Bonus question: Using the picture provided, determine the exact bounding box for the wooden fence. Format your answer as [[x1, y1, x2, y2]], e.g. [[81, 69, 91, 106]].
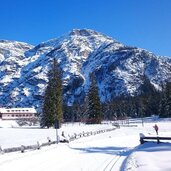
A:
[[140, 136, 171, 144], [0, 127, 116, 154]]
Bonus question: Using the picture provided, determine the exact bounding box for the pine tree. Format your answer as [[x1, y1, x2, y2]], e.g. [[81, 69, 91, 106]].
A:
[[41, 59, 63, 128], [86, 74, 102, 124], [138, 75, 159, 116], [159, 92, 167, 117], [165, 82, 171, 117], [159, 82, 171, 117]]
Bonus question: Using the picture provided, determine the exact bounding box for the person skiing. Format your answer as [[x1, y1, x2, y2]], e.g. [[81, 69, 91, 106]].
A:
[[153, 124, 159, 135]]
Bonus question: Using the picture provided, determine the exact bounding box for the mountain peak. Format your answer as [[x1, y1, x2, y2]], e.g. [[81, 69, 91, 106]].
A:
[[69, 28, 100, 36]]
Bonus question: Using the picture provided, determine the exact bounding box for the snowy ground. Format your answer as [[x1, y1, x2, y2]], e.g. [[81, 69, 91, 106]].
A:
[[0, 118, 171, 171]]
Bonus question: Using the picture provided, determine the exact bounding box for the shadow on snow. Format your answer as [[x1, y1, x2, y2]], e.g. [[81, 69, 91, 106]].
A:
[[70, 146, 131, 156]]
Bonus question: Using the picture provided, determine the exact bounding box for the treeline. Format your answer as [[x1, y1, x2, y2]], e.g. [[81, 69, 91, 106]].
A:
[[41, 59, 171, 127], [63, 80, 171, 122]]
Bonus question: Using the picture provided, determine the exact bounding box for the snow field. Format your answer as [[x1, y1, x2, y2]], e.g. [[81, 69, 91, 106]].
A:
[[0, 118, 171, 171]]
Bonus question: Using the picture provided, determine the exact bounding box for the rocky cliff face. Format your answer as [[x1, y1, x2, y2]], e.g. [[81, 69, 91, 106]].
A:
[[0, 29, 171, 110]]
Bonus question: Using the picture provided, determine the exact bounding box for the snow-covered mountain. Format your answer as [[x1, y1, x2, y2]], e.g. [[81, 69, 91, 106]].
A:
[[0, 29, 171, 110]]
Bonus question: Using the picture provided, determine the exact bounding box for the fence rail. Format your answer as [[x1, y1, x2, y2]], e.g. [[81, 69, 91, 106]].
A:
[[139, 134, 171, 144], [68, 127, 116, 141]]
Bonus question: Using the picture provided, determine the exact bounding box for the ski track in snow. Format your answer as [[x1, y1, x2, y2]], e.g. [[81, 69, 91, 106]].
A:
[[98, 147, 136, 171], [99, 155, 121, 171]]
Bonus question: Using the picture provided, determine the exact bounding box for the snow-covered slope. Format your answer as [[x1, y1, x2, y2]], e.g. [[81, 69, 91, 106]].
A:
[[82, 44, 171, 100], [0, 29, 171, 110], [0, 40, 34, 105]]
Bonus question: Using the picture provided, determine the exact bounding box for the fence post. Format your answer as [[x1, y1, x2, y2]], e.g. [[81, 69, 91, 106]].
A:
[[37, 141, 40, 150], [47, 137, 51, 145], [139, 133, 145, 144], [0, 146, 3, 154], [21, 145, 25, 153], [157, 137, 160, 144]]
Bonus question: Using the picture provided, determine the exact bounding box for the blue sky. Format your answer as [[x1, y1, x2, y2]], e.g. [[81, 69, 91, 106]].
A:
[[0, 0, 171, 56]]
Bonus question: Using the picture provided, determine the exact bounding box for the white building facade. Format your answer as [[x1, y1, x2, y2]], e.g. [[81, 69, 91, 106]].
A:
[[0, 108, 37, 120]]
